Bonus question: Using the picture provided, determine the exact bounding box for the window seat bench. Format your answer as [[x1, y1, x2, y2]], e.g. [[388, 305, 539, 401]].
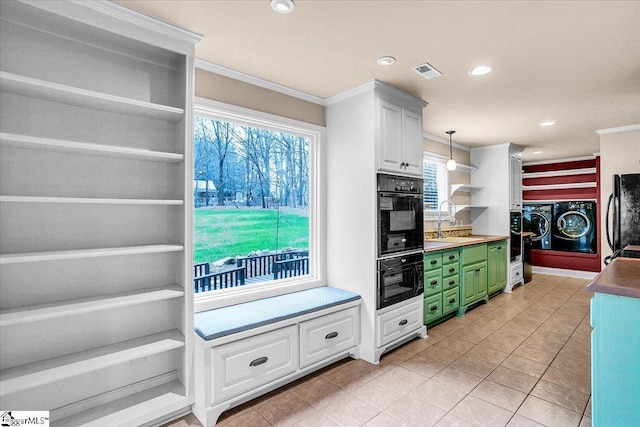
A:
[[192, 286, 362, 427]]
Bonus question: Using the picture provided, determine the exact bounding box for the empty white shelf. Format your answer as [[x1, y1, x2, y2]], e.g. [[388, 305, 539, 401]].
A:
[[0, 330, 185, 397], [0, 196, 184, 205], [455, 163, 477, 174], [0, 72, 184, 122], [455, 205, 488, 213], [450, 184, 482, 196], [0, 245, 184, 265], [53, 380, 187, 427], [0, 285, 184, 327], [0, 133, 184, 162]]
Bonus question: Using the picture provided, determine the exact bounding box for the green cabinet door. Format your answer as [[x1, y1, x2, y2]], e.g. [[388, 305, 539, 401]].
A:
[[487, 241, 507, 295], [461, 262, 487, 306]]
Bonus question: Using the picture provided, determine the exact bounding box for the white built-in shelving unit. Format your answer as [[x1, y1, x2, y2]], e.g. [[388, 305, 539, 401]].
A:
[[455, 163, 477, 174], [450, 184, 483, 197], [0, 1, 201, 425]]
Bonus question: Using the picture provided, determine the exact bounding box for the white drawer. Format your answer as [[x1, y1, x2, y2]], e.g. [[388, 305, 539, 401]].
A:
[[510, 262, 523, 285], [299, 306, 360, 368], [210, 325, 298, 404], [376, 299, 423, 347]]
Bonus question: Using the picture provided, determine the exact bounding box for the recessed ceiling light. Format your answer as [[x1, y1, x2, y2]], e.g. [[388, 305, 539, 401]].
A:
[[377, 56, 396, 66], [540, 121, 556, 127], [532, 151, 542, 154], [469, 65, 491, 76], [271, 0, 294, 13]]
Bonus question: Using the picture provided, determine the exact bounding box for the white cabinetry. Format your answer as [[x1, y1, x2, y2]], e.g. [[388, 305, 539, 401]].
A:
[[470, 143, 524, 292], [326, 81, 427, 364], [0, 1, 201, 425], [376, 89, 426, 177]]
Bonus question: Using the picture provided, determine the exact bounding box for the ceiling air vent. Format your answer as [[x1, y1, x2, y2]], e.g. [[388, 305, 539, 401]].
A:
[[413, 62, 442, 80]]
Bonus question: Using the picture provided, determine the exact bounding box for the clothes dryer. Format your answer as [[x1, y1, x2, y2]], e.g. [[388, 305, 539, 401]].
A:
[[552, 201, 597, 253], [523, 204, 552, 249]]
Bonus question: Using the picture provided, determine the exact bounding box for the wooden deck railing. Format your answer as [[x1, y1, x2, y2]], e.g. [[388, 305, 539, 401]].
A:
[[194, 265, 246, 293]]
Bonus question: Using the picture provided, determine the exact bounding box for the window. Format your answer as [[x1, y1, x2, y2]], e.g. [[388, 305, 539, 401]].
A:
[[423, 152, 450, 218], [193, 99, 324, 309]]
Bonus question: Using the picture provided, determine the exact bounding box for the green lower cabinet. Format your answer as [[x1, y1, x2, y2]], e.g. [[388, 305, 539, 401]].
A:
[[423, 293, 443, 323], [442, 287, 459, 315], [424, 270, 443, 297], [487, 241, 508, 295], [443, 274, 459, 291], [458, 261, 488, 316]]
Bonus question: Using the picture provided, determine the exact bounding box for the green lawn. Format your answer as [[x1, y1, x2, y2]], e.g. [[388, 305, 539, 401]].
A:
[[194, 207, 309, 264]]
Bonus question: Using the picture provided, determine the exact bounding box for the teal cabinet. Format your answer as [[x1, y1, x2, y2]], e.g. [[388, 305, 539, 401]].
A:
[[458, 244, 489, 316], [591, 293, 640, 426], [487, 240, 508, 295]]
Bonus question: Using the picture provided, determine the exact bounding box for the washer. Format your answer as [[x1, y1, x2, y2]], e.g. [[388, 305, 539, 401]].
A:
[[552, 201, 597, 253], [523, 204, 552, 249]]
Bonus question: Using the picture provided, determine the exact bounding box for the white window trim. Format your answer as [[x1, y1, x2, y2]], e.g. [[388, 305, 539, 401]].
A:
[[423, 151, 452, 221], [193, 97, 326, 312]]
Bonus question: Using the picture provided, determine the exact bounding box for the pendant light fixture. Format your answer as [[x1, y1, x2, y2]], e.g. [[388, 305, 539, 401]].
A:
[[446, 130, 457, 171]]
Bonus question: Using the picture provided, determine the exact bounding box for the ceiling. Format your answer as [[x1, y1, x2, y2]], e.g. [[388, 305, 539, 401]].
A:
[[118, 0, 640, 162]]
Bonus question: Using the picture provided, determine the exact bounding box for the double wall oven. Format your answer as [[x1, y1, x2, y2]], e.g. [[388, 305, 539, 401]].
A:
[[377, 174, 424, 309]]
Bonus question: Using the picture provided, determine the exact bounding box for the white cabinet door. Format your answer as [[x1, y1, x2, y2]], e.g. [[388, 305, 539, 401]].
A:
[[376, 299, 423, 347], [299, 307, 359, 368], [377, 99, 403, 173], [401, 108, 424, 177], [510, 154, 522, 210]]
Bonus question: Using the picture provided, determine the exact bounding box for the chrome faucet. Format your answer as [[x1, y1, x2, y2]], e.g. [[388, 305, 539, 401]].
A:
[[437, 200, 457, 238]]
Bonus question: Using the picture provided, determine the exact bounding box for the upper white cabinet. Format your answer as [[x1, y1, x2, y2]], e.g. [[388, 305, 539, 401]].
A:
[[376, 87, 427, 177], [510, 152, 523, 210], [0, 1, 201, 425]]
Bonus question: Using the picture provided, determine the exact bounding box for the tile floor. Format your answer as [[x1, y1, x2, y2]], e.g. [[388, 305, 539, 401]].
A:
[[163, 273, 593, 427]]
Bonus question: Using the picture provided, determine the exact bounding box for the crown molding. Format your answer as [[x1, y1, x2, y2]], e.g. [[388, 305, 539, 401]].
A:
[[195, 58, 326, 106], [595, 124, 640, 135]]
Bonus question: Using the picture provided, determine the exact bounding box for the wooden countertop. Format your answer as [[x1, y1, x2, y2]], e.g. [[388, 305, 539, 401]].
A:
[[585, 257, 640, 299], [424, 235, 509, 253]]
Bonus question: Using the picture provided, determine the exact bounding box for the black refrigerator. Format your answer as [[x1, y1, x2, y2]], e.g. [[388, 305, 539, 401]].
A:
[[605, 173, 640, 263]]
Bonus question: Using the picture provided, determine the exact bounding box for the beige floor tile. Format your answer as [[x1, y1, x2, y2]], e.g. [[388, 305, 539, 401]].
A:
[[420, 345, 463, 364], [351, 378, 408, 410], [580, 415, 592, 427], [551, 354, 591, 377], [450, 395, 514, 427], [384, 393, 447, 426], [376, 365, 428, 391], [500, 321, 537, 336], [320, 393, 381, 427], [501, 354, 549, 378], [541, 366, 590, 395], [411, 378, 467, 411], [434, 413, 475, 426], [585, 397, 592, 417], [471, 379, 528, 412], [363, 412, 407, 427], [530, 379, 590, 413], [379, 347, 415, 364], [254, 390, 318, 426], [160, 412, 203, 427], [349, 358, 396, 378], [558, 343, 591, 362], [290, 412, 340, 427], [506, 414, 545, 426], [530, 328, 570, 345], [512, 343, 557, 365], [564, 335, 590, 351], [401, 336, 436, 354], [214, 403, 251, 424], [400, 354, 447, 378], [435, 336, 477, 354], [290, 376, 344, 409], [522, 336, 564, 354], [479, 329, 528, 353], [432, 366, 483, 393], [322, 363, 376, 391], [487, 366, 539, 393], [449, 326, 493, 344], [451, 353, 498, 377], [465, 343, 510, 364], [537, 319, 576, 335], [517, 395, 582, 427], [217, 409, 271, 427]]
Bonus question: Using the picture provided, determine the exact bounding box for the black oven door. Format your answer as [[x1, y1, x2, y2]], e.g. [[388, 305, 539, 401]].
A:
[[377, 253, 424, 309], [378, 193, 424, 256]]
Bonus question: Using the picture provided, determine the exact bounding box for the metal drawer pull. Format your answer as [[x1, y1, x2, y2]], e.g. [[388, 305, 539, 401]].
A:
[[449, 268, 455, 273], [430, 260, 438, 265], [325, 331, 339, 339], [430, 306, 438, 311], [449, 298, 456, 304], [430, 280, 438, 285], [449, 280, 455, 285], [249, 356, 268, 367], [475, 269, 480, 272], [448, 255, 455, 260], [497, 246, 502, 249], [399, 319, 408, 326]]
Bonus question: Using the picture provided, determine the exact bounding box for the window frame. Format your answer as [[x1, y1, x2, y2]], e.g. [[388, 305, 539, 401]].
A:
[[193, 97, 326, 312], [423, 152, 452, 220]]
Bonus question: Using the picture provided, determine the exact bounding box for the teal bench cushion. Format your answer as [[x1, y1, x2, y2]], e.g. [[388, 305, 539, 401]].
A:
[[195, 286, 361, 341]]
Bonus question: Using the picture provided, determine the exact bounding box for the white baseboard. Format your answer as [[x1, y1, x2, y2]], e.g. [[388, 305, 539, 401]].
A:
[[532, 266, 598, 280]]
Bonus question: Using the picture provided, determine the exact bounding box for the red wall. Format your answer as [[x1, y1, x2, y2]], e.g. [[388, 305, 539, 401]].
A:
[[523, 157, 601, 273]]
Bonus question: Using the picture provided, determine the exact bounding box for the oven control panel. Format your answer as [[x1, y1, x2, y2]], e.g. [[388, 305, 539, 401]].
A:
[[378, 173, 422, 194]]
